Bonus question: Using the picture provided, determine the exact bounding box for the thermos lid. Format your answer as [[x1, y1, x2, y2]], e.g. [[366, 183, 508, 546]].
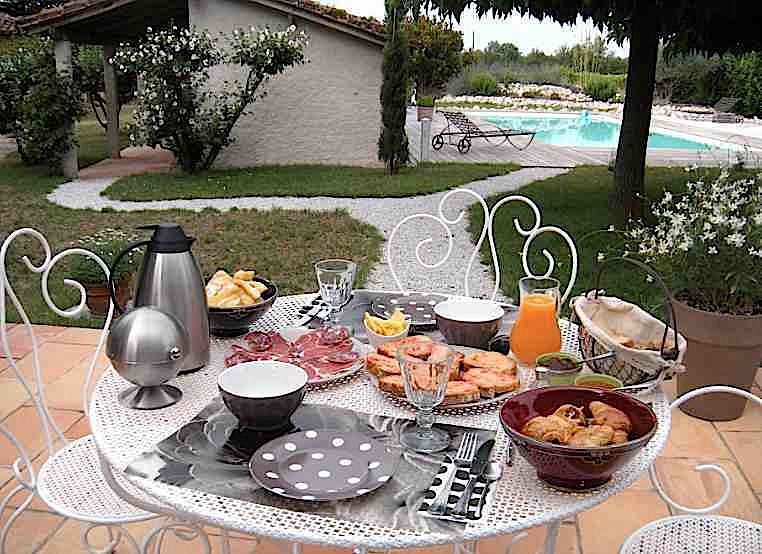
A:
[[138, 224, 195, 253]]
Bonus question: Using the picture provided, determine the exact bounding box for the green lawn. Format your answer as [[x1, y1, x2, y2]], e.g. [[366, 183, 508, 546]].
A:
[[102, 162, 521, 201], [0, 113, 383, 326], [470, 166, 713, 316]]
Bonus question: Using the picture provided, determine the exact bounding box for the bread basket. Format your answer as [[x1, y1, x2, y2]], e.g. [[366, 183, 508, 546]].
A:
[[571, 258, 686, 386]]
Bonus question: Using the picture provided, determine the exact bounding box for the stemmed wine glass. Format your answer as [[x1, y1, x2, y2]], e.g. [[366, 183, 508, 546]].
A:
[[396, 344, 455, 453], [314, 259, 357, 326]]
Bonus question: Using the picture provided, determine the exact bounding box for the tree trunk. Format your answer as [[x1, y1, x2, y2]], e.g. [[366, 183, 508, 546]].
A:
[[612, 7, 659, 222]]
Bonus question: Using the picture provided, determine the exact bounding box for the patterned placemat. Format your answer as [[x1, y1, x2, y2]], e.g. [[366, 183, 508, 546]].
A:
[[125, 399, 495, 535]]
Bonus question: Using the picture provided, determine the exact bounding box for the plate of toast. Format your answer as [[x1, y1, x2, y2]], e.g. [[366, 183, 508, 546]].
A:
[[365, 335, 529, 409]]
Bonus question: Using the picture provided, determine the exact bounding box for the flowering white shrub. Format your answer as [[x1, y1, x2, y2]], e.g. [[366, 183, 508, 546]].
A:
[[113, 25, 306, 173], [623, 169, 762, 315]]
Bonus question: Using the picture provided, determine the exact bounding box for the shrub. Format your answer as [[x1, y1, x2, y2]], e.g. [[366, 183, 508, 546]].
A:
[[583, 75, 621, 102], [70, 229, 143, 285], [114, 25, 306, 173], [417, 95, 434, 107], [464, 71, 498, 95], [16, 68, 84, 172]]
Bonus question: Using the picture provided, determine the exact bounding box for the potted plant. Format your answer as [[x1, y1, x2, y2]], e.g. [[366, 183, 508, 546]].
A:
[[417, 95, 435, 121], [70, 230, 143, 316], [623, 168, 762, 420]]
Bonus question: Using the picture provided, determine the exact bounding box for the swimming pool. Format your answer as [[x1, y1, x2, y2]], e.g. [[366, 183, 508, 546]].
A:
[[484, 113, 712, 150]]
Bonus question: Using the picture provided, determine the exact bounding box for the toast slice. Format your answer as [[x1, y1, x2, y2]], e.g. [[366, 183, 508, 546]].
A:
[[429, 343, 464, 380], [377, 335, 433, 359], [366, 353, 401, 378], [463, 351, 517, 375], [377, 375, 480, 405], [462, 368, 520, 398], [378, 374, 406, 396], [441, 381, 481, 405]]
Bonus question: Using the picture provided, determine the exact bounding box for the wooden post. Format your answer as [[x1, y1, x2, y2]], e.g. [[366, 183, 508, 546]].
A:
[[103, 44, 121, 159], [54, 34, 78, 179], [420, 118, 431, 162]]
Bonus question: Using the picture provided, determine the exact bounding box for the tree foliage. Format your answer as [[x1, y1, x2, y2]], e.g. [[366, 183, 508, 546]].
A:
[[406, 16, 463, 97], [379, 0, 410, 174], [114, 25, 306, 173]]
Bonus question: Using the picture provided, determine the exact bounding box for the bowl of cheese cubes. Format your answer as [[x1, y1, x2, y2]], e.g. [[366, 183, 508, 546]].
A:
[[206, 269, 277, 337]]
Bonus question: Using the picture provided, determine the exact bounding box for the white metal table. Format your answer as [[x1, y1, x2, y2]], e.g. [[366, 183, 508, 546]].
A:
[[89, 293, 672, 552]]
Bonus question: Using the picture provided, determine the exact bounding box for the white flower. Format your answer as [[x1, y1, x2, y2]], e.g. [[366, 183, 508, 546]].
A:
[[725, 233, 746, 248], [645, 275, 654, 283], [597, 252, 605, 262], [607, 225, 615, 232], [708, 246, 718, 255]]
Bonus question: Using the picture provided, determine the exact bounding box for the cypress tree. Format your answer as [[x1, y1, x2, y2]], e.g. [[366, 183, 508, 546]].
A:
[[378, 0, 410, 175]]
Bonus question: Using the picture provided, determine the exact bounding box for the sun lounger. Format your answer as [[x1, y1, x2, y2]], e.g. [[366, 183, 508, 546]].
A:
[[712, 97, 741, 123], [432, 110, 536, 154]]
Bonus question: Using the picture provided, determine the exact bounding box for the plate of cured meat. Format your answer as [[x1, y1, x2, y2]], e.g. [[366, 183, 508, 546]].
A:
[[224, 327, 372, 385], [365, 335, 532, 410]]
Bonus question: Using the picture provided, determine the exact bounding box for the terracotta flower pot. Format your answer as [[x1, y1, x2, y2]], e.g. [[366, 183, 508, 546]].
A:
[[85, 278, 131, 317], [417, 106, 434, 121], [674, 297, 762, 421]]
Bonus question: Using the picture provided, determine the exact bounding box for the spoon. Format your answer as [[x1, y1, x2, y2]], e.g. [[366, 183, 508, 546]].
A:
[[475, 461, 503, 519]]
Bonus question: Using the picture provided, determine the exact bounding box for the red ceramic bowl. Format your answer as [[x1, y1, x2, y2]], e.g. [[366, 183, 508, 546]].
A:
[[500, 386, 657, 491]]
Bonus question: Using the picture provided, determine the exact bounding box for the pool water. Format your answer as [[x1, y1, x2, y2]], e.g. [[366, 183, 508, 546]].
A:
[[484, 114, 711, 150]]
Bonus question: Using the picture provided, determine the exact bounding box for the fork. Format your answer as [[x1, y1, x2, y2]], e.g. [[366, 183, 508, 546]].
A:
[[428, 431, 478, 515]]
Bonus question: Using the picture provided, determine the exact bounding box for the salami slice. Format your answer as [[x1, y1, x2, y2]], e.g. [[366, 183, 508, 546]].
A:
[[319, 326, 350, 346], [245, 331, 273, 352]]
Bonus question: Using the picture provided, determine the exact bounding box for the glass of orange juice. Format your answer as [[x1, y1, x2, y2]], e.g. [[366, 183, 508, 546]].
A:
[[510, 277, 562, 366]]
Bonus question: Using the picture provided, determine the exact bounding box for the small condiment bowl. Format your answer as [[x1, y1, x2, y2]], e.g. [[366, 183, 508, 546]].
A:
[[218, 361, 308, 430], [575, 373, 624, 390], [434, 298, 504, 348], [364, 319, 410, 350], [535, 352, 582, 385]]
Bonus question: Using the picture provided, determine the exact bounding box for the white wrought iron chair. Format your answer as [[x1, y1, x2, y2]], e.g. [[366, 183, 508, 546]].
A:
[[387, 188, 578, 304], [0, 229, 223, 553], [620, 385, 762, 553]]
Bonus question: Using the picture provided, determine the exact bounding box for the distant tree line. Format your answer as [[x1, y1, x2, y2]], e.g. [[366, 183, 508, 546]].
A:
[[656, 50, 762, 117]]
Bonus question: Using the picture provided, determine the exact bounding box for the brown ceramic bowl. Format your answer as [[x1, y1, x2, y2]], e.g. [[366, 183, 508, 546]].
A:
[[218, 361, 308, 430], [500, 386, 657, 491], [208, 277, 277, 337], [434, 298, 504, 349]]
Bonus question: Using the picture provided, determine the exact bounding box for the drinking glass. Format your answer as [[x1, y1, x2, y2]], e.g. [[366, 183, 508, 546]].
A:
[[510, 277, 562, 366], [314, 259, 357, 325], [396, 344, 455, 453]]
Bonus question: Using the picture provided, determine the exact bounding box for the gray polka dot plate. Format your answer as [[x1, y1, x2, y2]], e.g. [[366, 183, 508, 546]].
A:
[[371, 293, 448, 328], [249, 430, 400, 501]]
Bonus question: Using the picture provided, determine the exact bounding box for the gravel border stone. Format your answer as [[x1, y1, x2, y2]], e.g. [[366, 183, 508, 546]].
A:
[[47, 167, 568, 298]]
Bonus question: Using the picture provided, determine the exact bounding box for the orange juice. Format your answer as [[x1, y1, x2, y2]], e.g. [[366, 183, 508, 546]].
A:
[[511, 293, 562, 365]]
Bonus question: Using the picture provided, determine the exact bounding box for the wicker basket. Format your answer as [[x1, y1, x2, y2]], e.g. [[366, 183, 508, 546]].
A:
[[571, 258, 686, 386]]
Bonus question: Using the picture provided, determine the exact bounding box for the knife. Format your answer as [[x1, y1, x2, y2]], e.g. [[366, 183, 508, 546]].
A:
[[452, 439, 494, 517]]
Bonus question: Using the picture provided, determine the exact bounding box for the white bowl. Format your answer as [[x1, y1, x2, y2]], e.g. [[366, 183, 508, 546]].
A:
[[218, 361, 308, 429], [364, 320, 410, 350]]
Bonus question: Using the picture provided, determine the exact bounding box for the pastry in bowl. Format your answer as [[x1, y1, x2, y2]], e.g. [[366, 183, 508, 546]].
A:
[[500, 386, 657, 491]]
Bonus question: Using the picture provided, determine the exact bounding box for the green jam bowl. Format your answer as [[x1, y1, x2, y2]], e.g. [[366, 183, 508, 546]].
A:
[[574, 373, 624, 390], [535, 352, 582, 385]]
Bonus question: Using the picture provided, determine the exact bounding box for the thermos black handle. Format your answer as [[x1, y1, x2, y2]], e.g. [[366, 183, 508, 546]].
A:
[[108, 239, 151, 315]]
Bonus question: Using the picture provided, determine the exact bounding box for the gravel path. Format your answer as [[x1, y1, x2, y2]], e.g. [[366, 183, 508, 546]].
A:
[[48, 167, 568, 298]]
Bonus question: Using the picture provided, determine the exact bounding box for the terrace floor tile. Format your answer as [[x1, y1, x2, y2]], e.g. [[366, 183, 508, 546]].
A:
[[654, 457, 762, 522], [0, 506, 64, 553], [578, 490, 669, 554], [662, 408, 731, 459], [721, 431, 762, 493], [3, 342, 94, 386]]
